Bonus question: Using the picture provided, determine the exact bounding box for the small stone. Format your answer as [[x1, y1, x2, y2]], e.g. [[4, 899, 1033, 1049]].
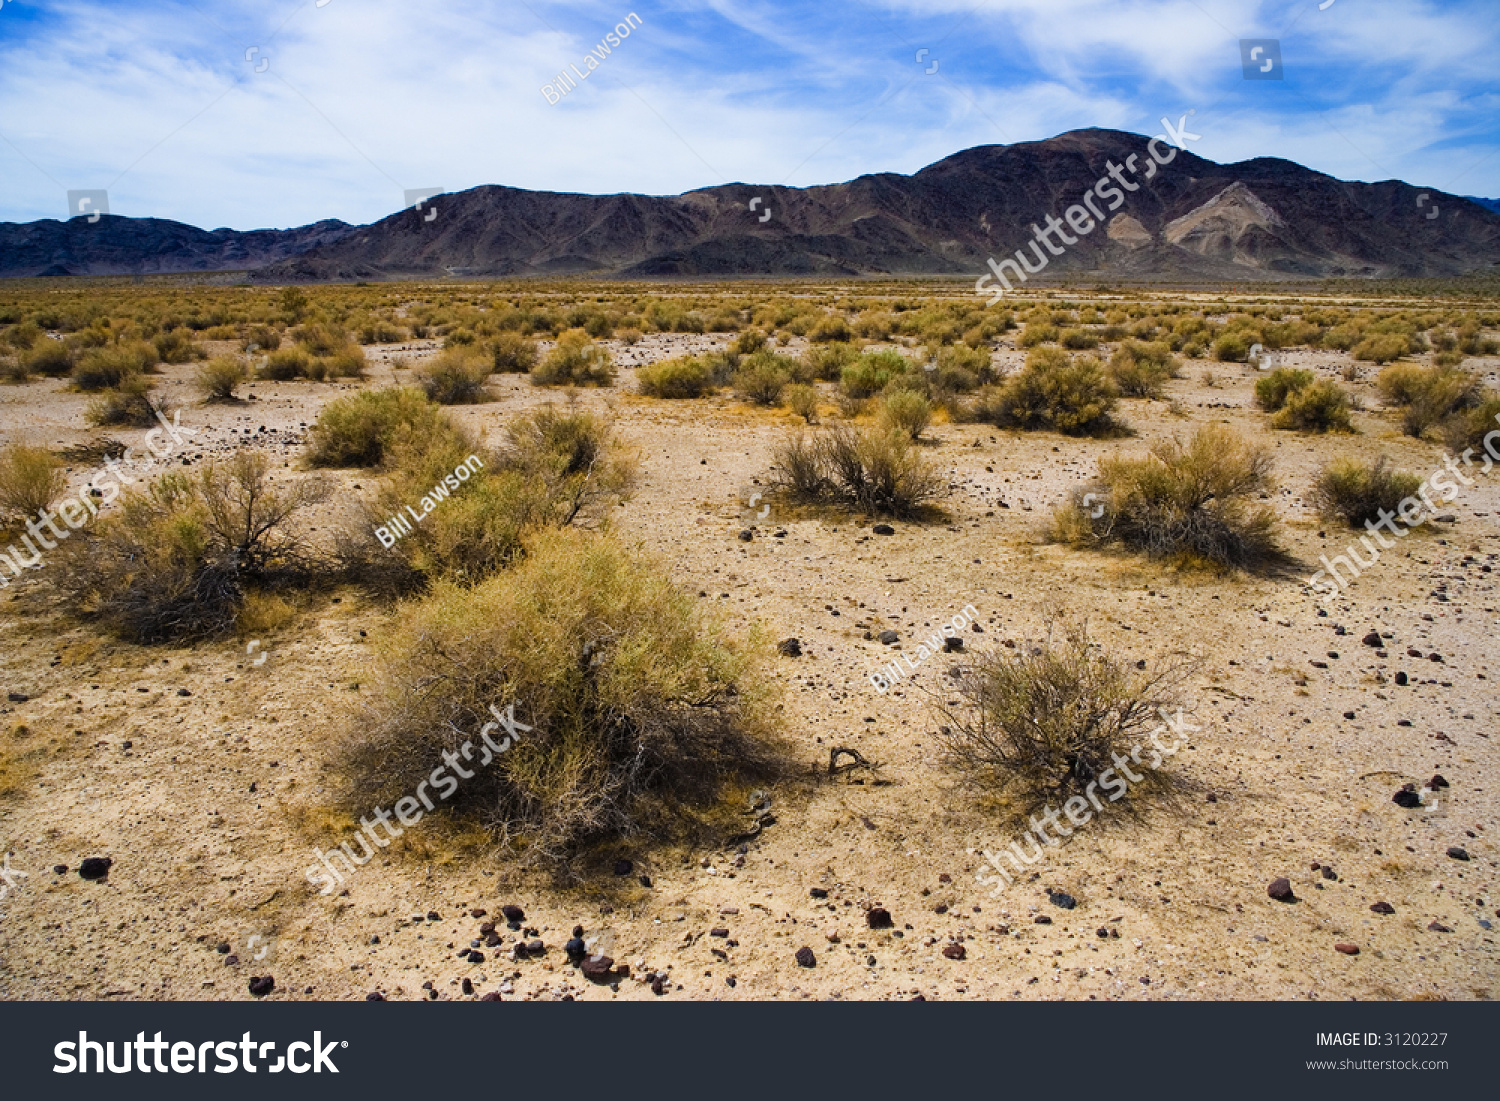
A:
[[1393, 789, 1422, 808], [527, 939, 545, 955], [1427, 920, 1452, 933], [216, 943, 231, 954], [878, 630, 899, 645], [1371, 902, 1395, 914], [710, 927, 729, 938], [52, 864, 67, 875], [942, 944, 966, 960], [1343, 711, 1356, 720], [248, 975, 274, 997], [872, 524, 895, 536], [1446, 847, 1470, 861], [794, 946, 816, 967], [809, 887, 828, 899], [943, 637, 963, 652], [470, 909, 487, 918], [78, 857, 112, 880], [1321, 865, 1336, 881], [777, 638, 802, 658], [1048, 890, 1077, 910], [580, 955, 614, 980], [461, 978, 474, 995], [501, 904, 525, 922], [738, 529, 753, 542], [480, 992, 502, 1001], [1334, 943, 1359, 955], [566, 938, 586, 960], [1267, 877, 1295, 902], [1034, 915, 1053, 925], [651, 976, 666, 995], [613, 858, 633, 876], [224, 955, 240, 967], [1362, 631, 1383, 647], [1394, 671, 1409, 686], [427, 911, 440, 921], [1429, 774, 1450, 790], [866, 907, 893, 929], [366, 992, 386, 1001]]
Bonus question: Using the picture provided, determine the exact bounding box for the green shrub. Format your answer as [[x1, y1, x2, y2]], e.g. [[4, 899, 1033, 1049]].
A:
[[637, 355, 715, 398], [733, 351, 795, 405], [1442, 396, 1500, 457], [306, 387, 451, 468], [934, 343, 992, 389], [294, 322, 350, 357], [1254, 367, 1316, 412], [808, 314, 853, 343], [417, 347, 495, 405], [0, 443, 65, 521], [533, 328, 614, 386], [1309, 456, 1422, 528], [152, 328, 203, 364], [20, 339, 77, 378], [1108, 340, 1177, 398], [1352, 333, 1410, 364], [1272, 379, 1353, 433], [258, 347, 314, 380], [491, 331, 539, 374], [934, 619, 1196, 806], [1059, 327, 1100, 350], [337, 526, 787, 868], [786, 383, 819, 423], [879, 390, 931, 440], [802, 342, 860, 382], [244, 325, 282, 352], [1052, 424, 1280, 567], [731, 329, 768, 355], [973, 348, 1120, 435], [195, 356, 246, 402], [1211, 332, 1253, 362], [323, 344, 367, 380], [840, 349, 918, 399]]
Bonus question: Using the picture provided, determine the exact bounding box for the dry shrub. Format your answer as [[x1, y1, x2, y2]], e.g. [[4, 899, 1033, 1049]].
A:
[[338, 527, 789, 870], [771, 424, 944, 517], [841, 349, 919, 399], [1108, 340, 1178, 398], [879, 390, 931, 440], [0, 443, 65, 522], [21, 339, 77, 378], [1442, 396, 1500, 457], [1309, 456, 1422, 528], [153, 328, 203, 364], [732, 351, 795, 405], [72, 341, 158, 390], [306, 387, 450, 468], [1253, 367, 1315, 412], [802, 342, 860, 382], [533, 328, 614, 386], [417, 347, 495, 404], [1272, 379, 1353, 433], [637, 355, 715, 398], [1353, 333, 1410, 364], [258, 347, 314, 380], [1377, 363, 1482, 437], [786, 383, 819, 423], [85, 376, 168, 428], [55, 452, 330, 643], [195, 356, 246, 402], [934, 618, 1198, 807], [1053, 424, 1280, 568]]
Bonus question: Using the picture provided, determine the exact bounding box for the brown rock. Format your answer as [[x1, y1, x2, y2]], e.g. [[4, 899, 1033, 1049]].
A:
[[1267, 877, 1295, 902]]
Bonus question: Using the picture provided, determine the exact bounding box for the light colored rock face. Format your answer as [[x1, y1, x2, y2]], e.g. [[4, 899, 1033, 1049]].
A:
[[1162, 181, 1285, 265], [1107, 213, 1153, 247]]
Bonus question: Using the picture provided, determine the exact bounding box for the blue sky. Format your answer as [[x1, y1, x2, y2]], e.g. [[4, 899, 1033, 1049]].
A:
[[1, 0, 1496, 230]]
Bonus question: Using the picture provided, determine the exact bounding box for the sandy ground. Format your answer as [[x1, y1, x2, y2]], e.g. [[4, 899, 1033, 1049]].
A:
[[0, 309, 1496, 1002]]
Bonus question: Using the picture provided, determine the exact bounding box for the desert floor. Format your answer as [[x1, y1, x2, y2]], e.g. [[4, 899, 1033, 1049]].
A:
[[0, 301, 1496, 1002]]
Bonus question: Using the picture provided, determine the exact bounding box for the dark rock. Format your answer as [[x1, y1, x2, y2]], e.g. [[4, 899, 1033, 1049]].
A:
[[1429, 652, 1444, 662], [1267, 877, 1295, 902], [810, 888, 829, 899], [366, 992, 386, 1001], [651, 976, 666, 995], [78, 857, 112, 880], [1334, 943, 1359, 955], [427, 911, 440, 921], [480, 991, 502, 1001], [1343, 711, 1356, 720], [1407, 648, 1423, 658], [738, 529, 753, 542], [1362, 631, 1383, 647], [566, 937, 586, 960], [248, 975, 274, 997], [777, 638, 802, 657], [794, 946, 816, 967], [224, 955, 240, 967], [710, 927, 729, 938], [872, 524, 895, 535], [1034, 915, 1053, 924], [878, 630, 899, 645], [461, 978, 474, 995], [613, 858, 633, 876], [1371, 902, 1395, 914], [942, 944, 966, 960], [1048, 890, 1077, 910], [943, 637, 963, 652], [501, 904, 525, 922], [580, 955, 614, 980], [1446, 846, 1470, 861], [527, 939, 545, 955], [216, 942, 231, 954], [866, 907, 894, 929], [1394, 671, 1409, 686], [52, 864, 66, 875], [1393, 789, 1422, 808], [1429, 774, 1450, 790], [1427, 920, 1452, 933], [1321, 865, 1336, 881], [638, 875, 652, 888]]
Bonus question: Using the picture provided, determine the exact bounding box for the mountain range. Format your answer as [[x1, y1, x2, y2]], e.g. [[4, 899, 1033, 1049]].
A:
[[3, 129, 1497, 283]]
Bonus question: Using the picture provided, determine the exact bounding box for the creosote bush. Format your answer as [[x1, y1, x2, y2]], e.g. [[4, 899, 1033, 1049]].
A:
[[1309, 456, 1422, 528], [1377, 363, 1483, 437], [195, 356, 246, 402], [491, 331, 540, 374], [1053, 424, 1280, 568], [533, 328, 614, 386], [85, 376, 168, 428], [934, 618, 1197, 807], [1272, 379, 1353, 433], [637, 355, 716, 398], [55, 451, 330, 643], [416, 347, 496, 405], [306, 387, 450, 468], [971, 348, 1121, 436], [0, 443, 65, 522], [879, 390, 931, 440], [732, 351, 795, 405], [338, 527, 789, 869]]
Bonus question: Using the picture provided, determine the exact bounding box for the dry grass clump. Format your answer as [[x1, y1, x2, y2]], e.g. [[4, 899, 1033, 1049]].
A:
[[533, 328, 614, 386], [1309, 456, 1422, 528], [416, 347, 496, 405], [1376, 363, 1483, 437], [0, 443, 65, 522], [970, 347, 1122, 436], [934, 618, 1198, 807], [55, 452, 330, 643], [338, 527, 788, 870], [1053, 424, 1280, 568], [636, 355, 716, 398], [195, 356, 247, 402], [770, 425, 945, 517], [306, 387, 451, 468]]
